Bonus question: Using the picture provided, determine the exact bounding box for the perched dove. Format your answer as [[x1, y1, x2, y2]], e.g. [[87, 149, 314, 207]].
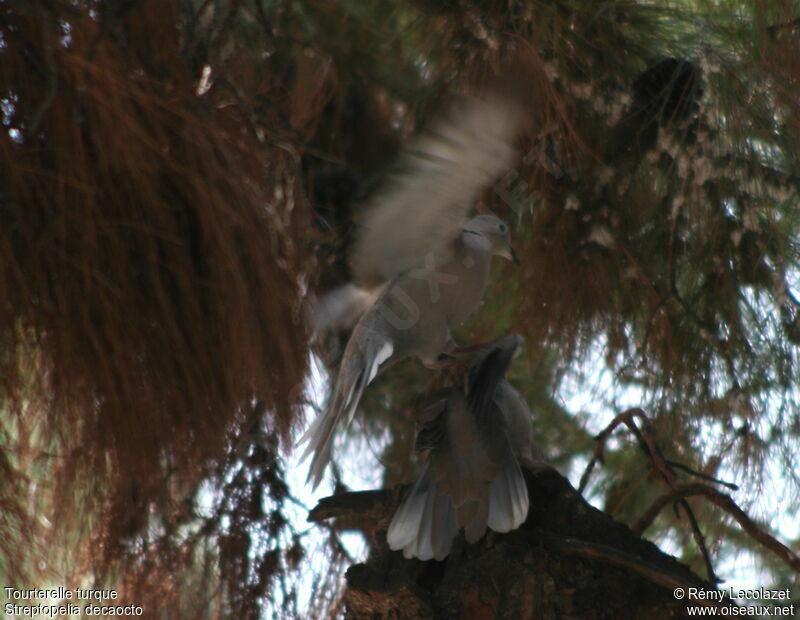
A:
[[301, 95, 526, 488], [386, 335, 535, 561]]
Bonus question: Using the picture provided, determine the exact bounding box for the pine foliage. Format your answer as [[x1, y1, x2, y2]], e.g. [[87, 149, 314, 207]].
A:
[[1, 0, 799, 617]]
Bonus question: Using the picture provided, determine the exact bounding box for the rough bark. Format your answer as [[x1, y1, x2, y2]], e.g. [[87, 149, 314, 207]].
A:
[[310, 468, 720, 618]]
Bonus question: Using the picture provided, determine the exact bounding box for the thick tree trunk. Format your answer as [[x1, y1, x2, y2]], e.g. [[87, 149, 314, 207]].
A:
[[310, 468, 718, 618]]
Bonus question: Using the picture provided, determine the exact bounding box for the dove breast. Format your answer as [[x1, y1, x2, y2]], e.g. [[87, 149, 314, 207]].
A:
[[355, 232, 493, 366]]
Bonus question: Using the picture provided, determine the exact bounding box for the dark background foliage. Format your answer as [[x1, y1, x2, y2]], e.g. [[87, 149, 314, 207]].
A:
[[1, 0, 799, 617]]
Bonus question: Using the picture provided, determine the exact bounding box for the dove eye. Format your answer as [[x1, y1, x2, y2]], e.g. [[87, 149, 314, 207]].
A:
[[497, 223, 507, 233]]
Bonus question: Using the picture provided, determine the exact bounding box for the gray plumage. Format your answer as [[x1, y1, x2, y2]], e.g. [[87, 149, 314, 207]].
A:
[[386, 335, 534, 561], [349, 95, 524, 287], [301, 95, 524, 488], [312, 94, 523, 333], [312, 282, 385, 334]]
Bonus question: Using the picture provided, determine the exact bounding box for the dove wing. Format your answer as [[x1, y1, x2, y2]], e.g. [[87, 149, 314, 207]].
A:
[[350, 95, 523, 286]]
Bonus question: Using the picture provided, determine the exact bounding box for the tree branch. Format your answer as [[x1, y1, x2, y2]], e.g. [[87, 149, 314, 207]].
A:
[[541, 535, 724, 609], [633, 483, 800, 574], [579, 408, 724, 582]]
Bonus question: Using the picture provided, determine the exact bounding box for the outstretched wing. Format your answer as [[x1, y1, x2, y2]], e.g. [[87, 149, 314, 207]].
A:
[[389, 338, 530, 559], [466, 334, 522, 426], [350, 95, 524, 286]]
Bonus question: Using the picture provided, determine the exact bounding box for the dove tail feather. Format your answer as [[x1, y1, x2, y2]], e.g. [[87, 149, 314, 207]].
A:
[[463, 496, 489, 544], [431, 494, 457, 560], [300, 405, 339, 489], [487, 456, 529, 533], [387, 466, 431, 552], [300, 338, 393, 489], [415, 481, 437, 560], [387, 465, 459, 561]]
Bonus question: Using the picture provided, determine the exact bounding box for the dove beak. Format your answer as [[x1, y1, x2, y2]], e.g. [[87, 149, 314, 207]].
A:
[[501, 244, 520, 265]]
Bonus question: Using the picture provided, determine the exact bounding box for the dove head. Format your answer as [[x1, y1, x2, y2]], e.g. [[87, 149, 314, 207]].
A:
[[462, 214, 520, 265]]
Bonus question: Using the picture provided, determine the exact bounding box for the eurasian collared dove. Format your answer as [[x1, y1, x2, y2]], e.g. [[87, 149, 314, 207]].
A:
[[301, 95, 526, 489], [386, 334, 535, 561]]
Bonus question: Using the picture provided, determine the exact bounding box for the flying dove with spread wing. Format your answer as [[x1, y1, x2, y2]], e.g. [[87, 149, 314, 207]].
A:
[[386, 334, 536, 561], [301, 94, 526, 489]]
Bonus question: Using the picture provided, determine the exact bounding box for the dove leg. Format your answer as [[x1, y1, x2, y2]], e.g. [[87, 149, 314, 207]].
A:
[[426, 341, 498, 377], [445, 340, 498, 357]]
